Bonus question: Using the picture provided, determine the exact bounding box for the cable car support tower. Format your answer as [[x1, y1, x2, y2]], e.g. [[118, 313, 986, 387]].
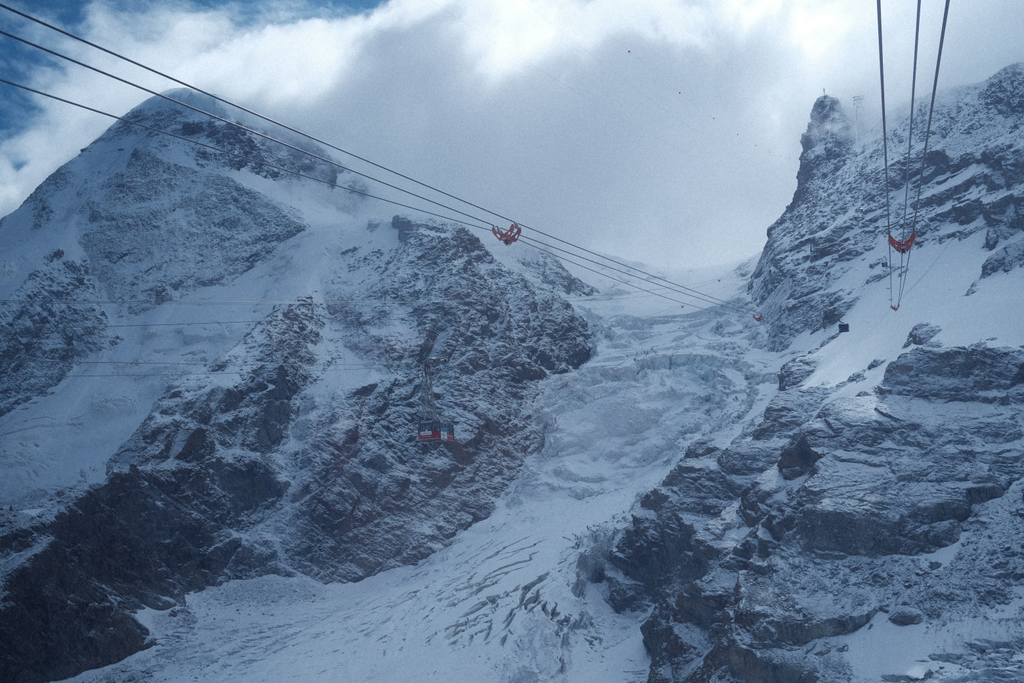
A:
[[417, 357, 455, 442]]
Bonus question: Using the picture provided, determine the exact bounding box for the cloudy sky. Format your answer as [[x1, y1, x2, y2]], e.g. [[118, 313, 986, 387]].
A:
[[1, 0, 1023, 270]]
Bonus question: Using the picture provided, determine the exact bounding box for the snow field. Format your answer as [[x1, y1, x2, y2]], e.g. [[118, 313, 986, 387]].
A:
[[58, 258, 775, 683]]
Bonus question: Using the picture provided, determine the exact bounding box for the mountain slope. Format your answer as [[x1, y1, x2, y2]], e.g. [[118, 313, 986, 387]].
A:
[[0, 91, 593, 682], [749, 63, 1024, 350], [608, 64, 1024, 683], [48, 272, 773, 683], [2, 63, 1024, 683]]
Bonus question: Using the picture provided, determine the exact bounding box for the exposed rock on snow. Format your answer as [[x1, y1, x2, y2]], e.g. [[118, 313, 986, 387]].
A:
[[0, 255, 108, 417], [776, 434, 822, 480], [887, 606, 925, 626], [0, 92, 591, 681], [777, 354, 818, 391], [611, 335, 1024, 681], [81, 148, 308, 306], [596, 65, 1024, 683], [903, 322, 941, 348], [749, 65, 1024, 351], [516, 250, 599, 297], [979, 63, 1024, 117], [880, 344, 1024, 403]]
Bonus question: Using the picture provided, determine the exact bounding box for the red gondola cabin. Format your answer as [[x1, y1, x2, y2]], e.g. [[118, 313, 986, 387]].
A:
[[418, 421, 455, 442]]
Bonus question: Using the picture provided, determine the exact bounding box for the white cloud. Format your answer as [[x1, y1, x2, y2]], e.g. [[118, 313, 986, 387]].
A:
[[2, 0, 1023, 269]]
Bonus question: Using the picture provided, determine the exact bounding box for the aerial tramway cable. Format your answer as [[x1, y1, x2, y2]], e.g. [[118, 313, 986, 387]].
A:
[[417, 357, 454, 442], [876, 0, 895, 307], [900, 1, 923, 234], [900, 0, 950, 309], [0, 1, 504, 228], [876, 0, 951, 311], [889, 0, 923, 310], [0, 4, 763, 320], [0, 73, 745, 318], [0, 76, 499, 233], [0, 77, 714, 319], [0, 28, 503, 234], [519, 235, 750, 313]]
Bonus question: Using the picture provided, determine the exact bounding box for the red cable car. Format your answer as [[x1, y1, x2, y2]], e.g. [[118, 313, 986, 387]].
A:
[[492, 222, 521, 245], [418, 422, 455, 442]]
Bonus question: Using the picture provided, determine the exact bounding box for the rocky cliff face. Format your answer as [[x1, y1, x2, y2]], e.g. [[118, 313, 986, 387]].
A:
[[0, 93, 591, 682], [605, 341, 1024, 683], [0, 254, 108, 416], [582, 65, 1024, 683], [0, 90, 333, 418], [749, 63, 1024, 351]]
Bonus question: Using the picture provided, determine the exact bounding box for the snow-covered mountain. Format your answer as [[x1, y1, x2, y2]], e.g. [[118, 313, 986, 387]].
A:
[[1, 62, 1023, 683], [0, 90, 593, 682], [617, 63, 1024, 683]]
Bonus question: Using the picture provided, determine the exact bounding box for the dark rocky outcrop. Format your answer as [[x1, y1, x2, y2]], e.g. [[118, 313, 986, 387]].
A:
[[0, 460, 286, 683], [0, 257, 108, 417], [903, 322, 941, 348], [980, 63, 1024, 118], [887, 606, 925, 626], [776, 435, 822, 480], [604, 338, 1024, 682], [777, 355, 817, 391], [80, 150, 308, 307], [880, 344, 1024, 403]]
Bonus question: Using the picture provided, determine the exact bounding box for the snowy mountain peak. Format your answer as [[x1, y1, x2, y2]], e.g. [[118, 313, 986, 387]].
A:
[[0, 84, 604, 680], [980, 62, 1024, 117], [3, 61, 1024, 683], [800, 94, 853, 156], [749, 65, 1024, 352]]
